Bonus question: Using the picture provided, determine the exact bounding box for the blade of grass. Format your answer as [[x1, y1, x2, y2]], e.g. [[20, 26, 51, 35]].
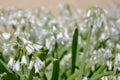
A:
[[28, 67, 35, 80], [67, 69, 80, 80], [71, 28, 78, 74], [67, 26, 92, 80], [78, 26, 92, 79], [51, 59, 59, 80], [0, 59, 13, 74], [0, 59, 19, 79], [85, 57, 104, 71], [90, 64, 107, 78], [90, 71, 115, 80]]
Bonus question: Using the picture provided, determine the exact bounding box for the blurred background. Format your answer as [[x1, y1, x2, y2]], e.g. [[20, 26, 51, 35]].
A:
[[0, 0, 120, 15]]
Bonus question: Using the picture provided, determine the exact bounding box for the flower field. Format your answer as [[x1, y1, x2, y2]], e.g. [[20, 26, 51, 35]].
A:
[[0, 4, 120, 80]]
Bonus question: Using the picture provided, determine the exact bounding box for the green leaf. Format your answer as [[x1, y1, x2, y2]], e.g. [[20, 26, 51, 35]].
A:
[[0, 59, 18, 79], [90, 71, 115, 80], [85, 57, 104, 71], [28, 67, 35, 80], [51, 59, 59, 80], [71, 28, 78, 74], [78, 26, 92, 79], [90, 64, 107, 78], [0, 59, 13, 74]]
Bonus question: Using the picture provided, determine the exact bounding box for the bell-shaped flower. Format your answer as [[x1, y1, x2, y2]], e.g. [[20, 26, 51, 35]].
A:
[[13, 61, 20, 71], [21, 55, 27, 65], [2, 32, 10, 40], [28, 57, 44, 73], [26, 44, 34, 55], [7, 57, 15, 69]]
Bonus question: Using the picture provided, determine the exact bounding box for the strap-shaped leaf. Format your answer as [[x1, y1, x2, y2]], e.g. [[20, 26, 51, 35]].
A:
[[71, 28, 78, 74], [51, 59, 59, 80]]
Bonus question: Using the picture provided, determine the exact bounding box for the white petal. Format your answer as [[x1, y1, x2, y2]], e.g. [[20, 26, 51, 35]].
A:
[[13, 61, 20, 71], [22, 38, 31, 44], [21, 55, 27, 65], [26, 46, 34, 55], [7, 57, 15, 68], [36, 57, 44, 66], [28, 60, 34, 69], [34, 62, 39, 73], [2, 32, 10, 40], [33, 44, 42, 51]]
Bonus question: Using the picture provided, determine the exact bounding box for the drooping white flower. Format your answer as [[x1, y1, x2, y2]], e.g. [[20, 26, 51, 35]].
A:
[[26, 44, 34, 55], [13, 61, 20, 71], [21, 37, 32, 44], [34, 57, 44, 73], [28, 60, 34, 69], [106, 60, 112, 70], [26, 46, 33, 55], [86, 10, 91, 17], [7, 57, 15, 69], [116, 44, 120, 52], [34, 62, 40, 73], [33, 44, 42, 51], [2, 32, 10, 40], [21, 55, 27, 65], [114, 53, 120, 71]]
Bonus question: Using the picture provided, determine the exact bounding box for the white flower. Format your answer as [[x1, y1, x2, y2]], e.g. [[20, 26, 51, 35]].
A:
[[116, 44, 120, 52], [33, 44, 42, 51], [106, 60, 112, 70], [13, 61, 20, 71], [86, 10, 91, 17], [7, 57, 15, 69], [26, 46, 33, 55], [46, 39, 50, 49], [82, 77, 88, 80], [114, 53, 120, 71], [21, 55, 27, 65], [34, 62, 39, 73], [2, 32, 10, 40], [28, 57, 44, 73], [21, 37, 32, 44], [34, 57, 44, 73], [26, 44, 34, 55], [101, 76, 108, 80], [28, 60, 34, 69]]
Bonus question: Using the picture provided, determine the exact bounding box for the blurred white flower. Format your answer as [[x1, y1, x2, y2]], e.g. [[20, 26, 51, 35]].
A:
[[101, 76, 108, 80], [21, 37, 32, 44], [28, 60, 34, 69], [26, 44, 34, 55], [7, 57, 15, 69], [33, 44, 42, 51], [86, 10, 91, 17], [34, 57, 44, 73], [13, 61, 20, 71], [116, 44, 120, 52], [21, 55, 27, 65], [2, 32, 10, 40], [82, 77, 88, 80], [28, 57, 44, 73], [114, 53, 120, 71], [106, 60, 112, 70]]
